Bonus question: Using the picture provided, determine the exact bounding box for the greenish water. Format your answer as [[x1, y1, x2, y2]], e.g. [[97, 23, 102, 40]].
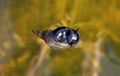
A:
[[0, 0, 120, 76]]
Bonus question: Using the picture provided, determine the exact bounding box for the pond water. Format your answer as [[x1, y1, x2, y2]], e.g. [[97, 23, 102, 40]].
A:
[[0, 0, 120, 76]]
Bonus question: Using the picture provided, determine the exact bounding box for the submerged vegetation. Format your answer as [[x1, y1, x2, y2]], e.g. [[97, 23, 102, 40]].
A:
[[0, 0, 120, 76]]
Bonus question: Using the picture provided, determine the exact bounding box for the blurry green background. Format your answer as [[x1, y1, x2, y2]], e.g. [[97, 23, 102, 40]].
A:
[[0, 0, 120, 76]]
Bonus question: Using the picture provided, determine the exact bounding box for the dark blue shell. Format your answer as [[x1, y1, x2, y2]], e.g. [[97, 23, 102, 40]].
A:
[[32, 26, 79, 49], [52, 26, 79, 46]]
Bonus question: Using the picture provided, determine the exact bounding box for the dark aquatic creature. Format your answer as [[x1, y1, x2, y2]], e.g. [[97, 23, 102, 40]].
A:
[[32, 26, 79, 49]]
